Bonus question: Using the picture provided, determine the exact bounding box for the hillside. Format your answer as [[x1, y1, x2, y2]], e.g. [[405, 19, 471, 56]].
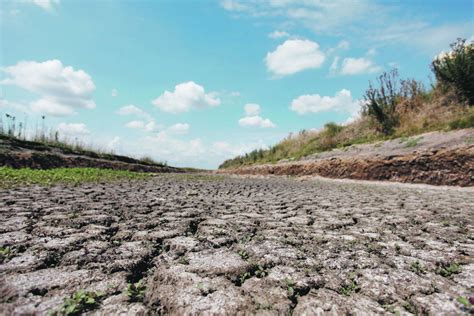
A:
[[219, 40, 474, 186], [0, 135, 182, 173]]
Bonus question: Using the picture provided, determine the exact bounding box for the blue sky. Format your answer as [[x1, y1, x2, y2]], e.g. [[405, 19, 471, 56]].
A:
[[1, 0, 473, 168]]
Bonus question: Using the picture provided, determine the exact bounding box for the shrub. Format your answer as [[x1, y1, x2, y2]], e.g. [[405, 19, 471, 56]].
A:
[[363, 69, 400, 135], [432, 38, 474, 105]]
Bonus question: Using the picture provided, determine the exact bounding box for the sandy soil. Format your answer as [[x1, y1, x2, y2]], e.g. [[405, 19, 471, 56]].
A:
[[1, 174, 473, 315]]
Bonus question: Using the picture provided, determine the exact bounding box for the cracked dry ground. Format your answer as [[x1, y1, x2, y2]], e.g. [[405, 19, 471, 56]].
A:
[[1, 174, 473, 315]]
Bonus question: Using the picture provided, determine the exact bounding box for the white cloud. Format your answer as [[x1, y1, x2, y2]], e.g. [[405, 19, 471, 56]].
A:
[[111, 88, 118, 97], [239, 116, 276, 128], [125, 120, 145, 129], [220, 1, 469, 56], [117, 104, 152, 121], [339, 57, 382, 75], [244, 103, 261, 116], [269, 30, 290, 39], [168, 123, 190, 134], [124, 120, 162, 132], [265, 39, 325, 76], [211, 140, 268, 159], [57, 122, 90, 136], [239, 103, 276, 128], [220, 0, 249, 12], [25, 0, 60, 12], [107, 136, 121, 152], [152, 81, 220, 113], [290, 89, 361, 119], [1, 60, 95, 117], [337, 40, 350, 50], [329, 56, 340, 75]]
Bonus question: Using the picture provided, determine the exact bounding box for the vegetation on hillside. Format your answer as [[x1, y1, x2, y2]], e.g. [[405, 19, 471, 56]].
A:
[[0, 115, 167, 167], [0, 167, 152, 188], [219, 38, 474, 169]]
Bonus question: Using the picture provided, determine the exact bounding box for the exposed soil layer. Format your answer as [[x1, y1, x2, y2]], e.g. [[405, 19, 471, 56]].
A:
[[220, 129, 474, 187], [1, 174, 473, 315], [0, 135, 181, 173]]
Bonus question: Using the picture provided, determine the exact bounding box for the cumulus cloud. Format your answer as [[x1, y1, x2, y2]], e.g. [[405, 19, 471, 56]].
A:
[[168, 123, 190, 134], [239, 103, 276, 128], [239, 116, 276, 128], [152, 81, 220, 113], [268, 30, 290, 39], [290, 89, 361, 120], [125, 120, 161, 132], [25, 0, 60, 12], [117, 104, 152, 121], [244, 103, 261, 116], [1, 60, 95, 117], [265, 39, 325, 76], [339, 57, 382, 75], [57, 122, 90, 136]]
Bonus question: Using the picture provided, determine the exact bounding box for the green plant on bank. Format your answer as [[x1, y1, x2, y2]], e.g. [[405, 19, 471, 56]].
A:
[[363, 69, 401, 135], [125, 281, 146, 302], [0, 167, 152, 188], [432, 38, 474, 105], [437, 262, 461, 278], [448, 110, 474, 130], [53, 290, 104, 315], [399, 136, 423, 148]]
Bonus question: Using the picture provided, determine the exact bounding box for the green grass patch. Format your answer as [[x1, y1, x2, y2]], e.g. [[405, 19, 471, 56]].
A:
[[0, 167, 152, 188]]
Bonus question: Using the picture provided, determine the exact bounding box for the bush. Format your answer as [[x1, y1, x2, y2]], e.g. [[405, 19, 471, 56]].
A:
[[432, 38, 474, 105], [363, 69, 400, 135]]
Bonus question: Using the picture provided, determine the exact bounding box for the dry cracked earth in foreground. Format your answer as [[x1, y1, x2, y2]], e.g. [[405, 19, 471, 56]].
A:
[[1, 174, 473, 315]]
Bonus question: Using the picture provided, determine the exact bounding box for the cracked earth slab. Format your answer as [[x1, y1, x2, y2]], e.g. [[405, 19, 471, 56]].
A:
[[1, 173, 473, 315]]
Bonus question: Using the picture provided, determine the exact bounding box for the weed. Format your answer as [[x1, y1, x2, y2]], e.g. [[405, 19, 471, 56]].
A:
[[285, 279, 295, 298], [395, 244, 401, 253], [402, 136, 423, 147], [239, 272, 252, 285], [125, 281, 146, 302], [457, 296, 472, 308], [339, 278, 359, 297], [437, 262, 461, 278], [0, 246, 12, 263], [254, 265, 268, 278], [55, 290, 104, 315], [409, 261, 426, 275], [238, 250, 249, 261], [0, 167, 151, 189], [178, 256, 190, 265]]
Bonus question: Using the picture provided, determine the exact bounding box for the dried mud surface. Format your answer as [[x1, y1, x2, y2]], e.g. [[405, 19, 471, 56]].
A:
[[1, 174, 473, 315]]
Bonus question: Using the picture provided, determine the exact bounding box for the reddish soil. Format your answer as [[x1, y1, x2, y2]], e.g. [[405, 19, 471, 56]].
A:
[[219, 129, 474, 187]]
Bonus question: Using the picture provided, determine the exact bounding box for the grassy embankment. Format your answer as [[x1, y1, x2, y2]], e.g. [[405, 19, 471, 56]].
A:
[[219, 39, 474, 169], [0, 167, 152, 189]]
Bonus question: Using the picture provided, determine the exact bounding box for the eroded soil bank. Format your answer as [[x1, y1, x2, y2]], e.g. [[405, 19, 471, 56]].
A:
[[1, 174, 473, 315], [219, 129, 474, 187], [0, 136, 181, 173]]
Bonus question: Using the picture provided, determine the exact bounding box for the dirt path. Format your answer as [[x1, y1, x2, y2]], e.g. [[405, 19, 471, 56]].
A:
[[1, 174, 473, 315]]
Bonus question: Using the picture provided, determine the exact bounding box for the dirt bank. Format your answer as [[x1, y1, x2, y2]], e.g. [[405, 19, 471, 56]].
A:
[[220, 129, 474, 186], [0, 135, 181, 173], [1, 174, 473, 315]]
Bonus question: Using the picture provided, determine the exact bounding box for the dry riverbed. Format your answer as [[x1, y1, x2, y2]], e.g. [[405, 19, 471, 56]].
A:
[[1, 174, 473, 315]]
